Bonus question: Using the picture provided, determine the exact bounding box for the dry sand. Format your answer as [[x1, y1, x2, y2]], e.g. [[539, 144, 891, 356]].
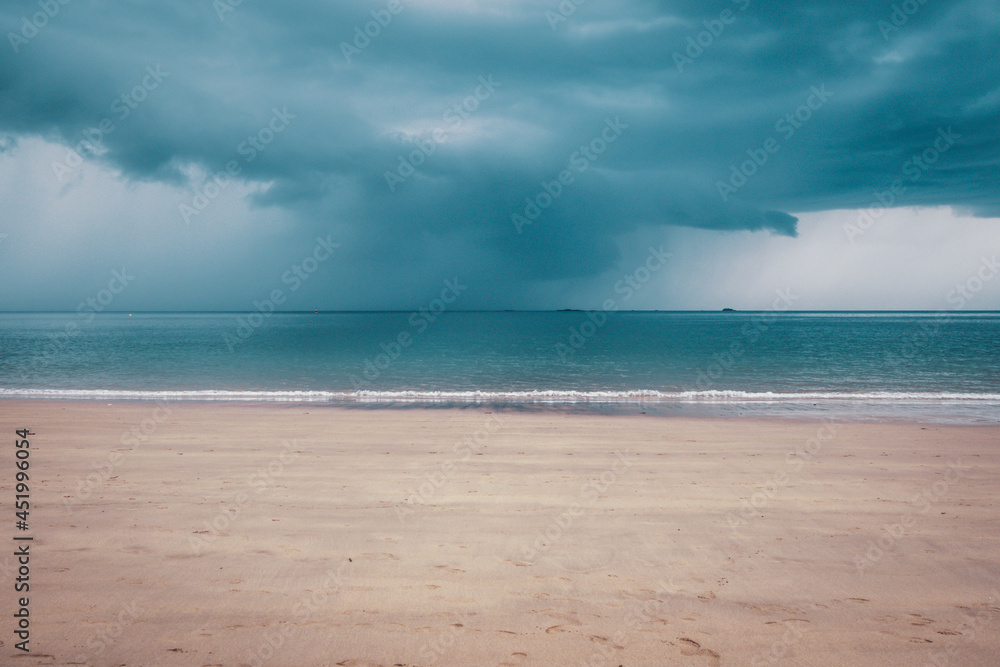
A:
[[1, 400, 998, 666]]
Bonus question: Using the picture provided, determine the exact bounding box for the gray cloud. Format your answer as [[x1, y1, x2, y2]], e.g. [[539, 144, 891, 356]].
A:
[[0, 0, 998, 309]]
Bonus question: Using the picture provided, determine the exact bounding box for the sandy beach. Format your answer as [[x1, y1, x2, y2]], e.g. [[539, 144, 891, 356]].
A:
[[2, 400, 998, 666]]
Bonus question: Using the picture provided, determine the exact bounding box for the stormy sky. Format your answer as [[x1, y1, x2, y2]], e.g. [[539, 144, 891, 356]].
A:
[[0, 0, 998, 311]]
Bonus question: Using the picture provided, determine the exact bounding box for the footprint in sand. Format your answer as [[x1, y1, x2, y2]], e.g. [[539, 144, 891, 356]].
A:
[[534, 610, 582, 626], [122, 545, 151, 554], [764, 618, 810, 626], [433, 564, 464, 572], [553, 547, 618, 574], [541, 608, 586, 635], [589, 635, 623, 648], [677, 637, 721, 665]]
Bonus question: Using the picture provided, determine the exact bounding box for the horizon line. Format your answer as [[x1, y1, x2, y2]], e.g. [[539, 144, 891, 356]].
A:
[[1, 309, 998, 315]]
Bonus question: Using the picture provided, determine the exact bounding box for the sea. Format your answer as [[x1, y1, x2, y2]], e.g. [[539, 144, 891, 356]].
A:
[[1, 311, 998, 423]]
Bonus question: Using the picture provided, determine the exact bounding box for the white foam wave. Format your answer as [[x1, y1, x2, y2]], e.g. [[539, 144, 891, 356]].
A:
[[3, 388, 1000, 403]]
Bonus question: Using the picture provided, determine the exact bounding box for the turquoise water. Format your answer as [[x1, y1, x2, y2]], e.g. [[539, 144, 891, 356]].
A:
[[1, 311, 998, 421]]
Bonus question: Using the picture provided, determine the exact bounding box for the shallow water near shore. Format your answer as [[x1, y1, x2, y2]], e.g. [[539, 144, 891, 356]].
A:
[[2, 311, 998, 422]]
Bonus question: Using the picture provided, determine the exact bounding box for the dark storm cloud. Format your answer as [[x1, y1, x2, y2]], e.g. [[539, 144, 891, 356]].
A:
[[0, 0, 998, 308]]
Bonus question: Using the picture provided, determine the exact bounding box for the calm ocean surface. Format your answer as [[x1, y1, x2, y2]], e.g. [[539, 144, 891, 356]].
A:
[[1, 311, 998, 422]]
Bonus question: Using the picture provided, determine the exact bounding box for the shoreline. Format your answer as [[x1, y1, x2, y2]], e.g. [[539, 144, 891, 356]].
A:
[[2, 396, 999, 426], [2, 400, 999, 665]]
